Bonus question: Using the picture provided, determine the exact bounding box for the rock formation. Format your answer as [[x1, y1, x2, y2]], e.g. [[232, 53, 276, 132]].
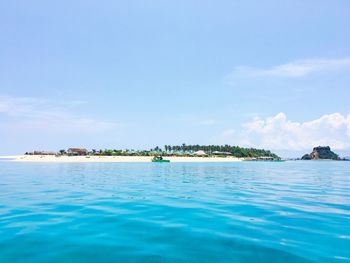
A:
[[301, 146, 340, 160]]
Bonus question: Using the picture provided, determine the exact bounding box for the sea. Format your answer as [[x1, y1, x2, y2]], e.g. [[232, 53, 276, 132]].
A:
[[0, 161, 349, 262]]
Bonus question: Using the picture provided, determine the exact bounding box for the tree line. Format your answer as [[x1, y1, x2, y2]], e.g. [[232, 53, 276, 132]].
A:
[[86, 144, 279, 159], [163, 144, 279, 158]]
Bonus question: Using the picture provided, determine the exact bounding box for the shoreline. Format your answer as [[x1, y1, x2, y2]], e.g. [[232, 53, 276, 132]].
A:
[[0, 155, 243, 163]]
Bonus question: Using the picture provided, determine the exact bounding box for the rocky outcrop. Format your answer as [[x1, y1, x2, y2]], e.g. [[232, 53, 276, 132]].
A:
[[301, 146, 340, 160], [301, 154, 311, 160]]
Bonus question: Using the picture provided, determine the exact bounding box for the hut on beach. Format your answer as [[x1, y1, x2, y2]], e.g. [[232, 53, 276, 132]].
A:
[[212, 151, 232, 155], [193, 150, 207, 156], [32, 151, 56, 155], [67, 148, 88, 156]]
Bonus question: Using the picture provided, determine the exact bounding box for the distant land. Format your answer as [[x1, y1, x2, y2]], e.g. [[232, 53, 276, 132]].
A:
[[301, 146, 346, 160], [24, 144, 281, 160]]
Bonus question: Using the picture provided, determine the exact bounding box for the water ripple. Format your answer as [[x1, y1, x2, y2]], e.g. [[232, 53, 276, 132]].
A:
[[0, 161, 350, 262]]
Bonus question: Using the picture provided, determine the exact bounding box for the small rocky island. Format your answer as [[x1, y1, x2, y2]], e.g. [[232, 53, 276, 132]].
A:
[[301, 146, 340, 160]]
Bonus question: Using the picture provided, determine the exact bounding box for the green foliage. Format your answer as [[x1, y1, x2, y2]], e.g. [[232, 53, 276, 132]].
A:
[[163, 144, 280, 158], [92, 144, 279, 159]]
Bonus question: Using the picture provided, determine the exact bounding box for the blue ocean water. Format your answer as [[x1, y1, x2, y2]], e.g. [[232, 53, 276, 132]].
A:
[[0, 161, 349, 262]]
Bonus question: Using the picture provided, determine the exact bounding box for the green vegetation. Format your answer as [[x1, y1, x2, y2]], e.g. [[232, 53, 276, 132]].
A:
[[163, 144, 279, 158], [93, 144, 280, 159]]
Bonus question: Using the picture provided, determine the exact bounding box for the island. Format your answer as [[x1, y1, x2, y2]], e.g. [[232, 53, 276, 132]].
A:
[[3, 144, 282, 163], [301, 146, 340, 160]]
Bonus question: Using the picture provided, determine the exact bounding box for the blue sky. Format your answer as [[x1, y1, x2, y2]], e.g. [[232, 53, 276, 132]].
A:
[[1, 0, 350, 157]]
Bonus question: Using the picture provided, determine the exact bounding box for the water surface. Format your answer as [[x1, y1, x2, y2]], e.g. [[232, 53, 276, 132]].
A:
[[0, 161, 349, 262]]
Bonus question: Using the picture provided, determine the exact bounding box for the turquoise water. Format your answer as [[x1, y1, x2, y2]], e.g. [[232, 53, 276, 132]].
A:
[[0, 161, 350, 262]]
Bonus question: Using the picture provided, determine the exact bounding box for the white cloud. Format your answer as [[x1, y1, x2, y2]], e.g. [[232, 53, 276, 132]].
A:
[[0, 96, 118, 134], [221, 113, 350, 151], [228, 58, 350, 79]]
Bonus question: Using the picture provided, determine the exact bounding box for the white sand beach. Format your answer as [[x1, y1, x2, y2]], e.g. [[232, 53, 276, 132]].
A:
[[0, 155, 242, 163]]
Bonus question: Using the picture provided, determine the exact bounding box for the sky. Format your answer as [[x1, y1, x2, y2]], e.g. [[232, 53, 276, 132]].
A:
[[1, 0, 350, 157]]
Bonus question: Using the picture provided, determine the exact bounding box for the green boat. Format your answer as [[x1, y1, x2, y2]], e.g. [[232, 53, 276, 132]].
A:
[[152, 156, 170, 163]]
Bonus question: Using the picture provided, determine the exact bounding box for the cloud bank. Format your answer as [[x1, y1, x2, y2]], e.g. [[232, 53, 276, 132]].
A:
[[221, 113, 350, 151], [228, 57, 350, 79]]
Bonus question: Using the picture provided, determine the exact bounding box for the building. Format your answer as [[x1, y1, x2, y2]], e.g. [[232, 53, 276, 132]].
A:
[[67, 148, 88, 156], [212, 151, 232, 155], [32, 151, 56, 155], [258, 156, 274, 161], [193, 150, 207, 156]]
